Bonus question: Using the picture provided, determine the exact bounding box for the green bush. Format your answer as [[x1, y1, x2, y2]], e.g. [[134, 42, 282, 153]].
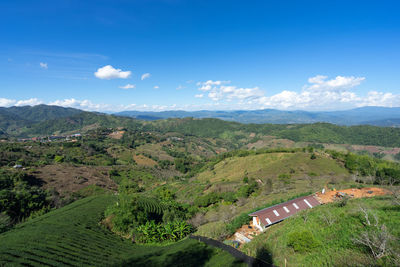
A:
[[0, 213, 11, 233], [236, 179, 258, 198], [287, 230, 320, 252], [135, 220, 194, 243], [54, 155, 64, 163], [194, 192, 221, 207]]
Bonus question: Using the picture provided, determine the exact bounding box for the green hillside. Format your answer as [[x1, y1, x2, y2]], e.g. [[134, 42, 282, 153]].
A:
[[2, 105, 400, 148], [242, 196, 400, 266], [196, 151, 348, 183], [0, 195, 246, 267], [6, 105, 83, 123]]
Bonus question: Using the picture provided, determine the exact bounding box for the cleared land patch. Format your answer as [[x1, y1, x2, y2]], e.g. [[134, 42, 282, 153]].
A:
[[34, 164, 117, 197]]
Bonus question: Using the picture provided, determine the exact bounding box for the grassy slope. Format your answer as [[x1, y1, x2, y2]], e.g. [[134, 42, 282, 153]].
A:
[[242, 196, 400, 266], [196, 152, 349, 183], [0, 195, 246, 267], [183, 152, 352, 239]]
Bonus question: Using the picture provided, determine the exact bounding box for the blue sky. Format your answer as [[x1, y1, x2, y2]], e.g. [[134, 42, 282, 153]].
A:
[[1, 0, 399, 111]]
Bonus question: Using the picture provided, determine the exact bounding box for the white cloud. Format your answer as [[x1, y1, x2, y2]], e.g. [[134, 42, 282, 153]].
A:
[[15, 98, 43, 106], [198, 80, 230, 91], [195, 94, 204, 98], [94, 65, 131, 79], [119, 84, 136, 90], [39, 62, 48, 69], [306, 75, 365, 91], [197, 80, 263, 102], [357, 91, 400, 107], [0, 98, 16, 107], [49, 98, 111, 111], [176, 85, 185, 90], [141, 73, 151, 80], [196, 75, 400, 110], [256, 75, 393, 110], [0, 98, 43, 107], [154, 85, 159, 89]]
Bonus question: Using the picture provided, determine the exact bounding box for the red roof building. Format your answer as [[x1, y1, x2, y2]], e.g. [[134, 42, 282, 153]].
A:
[[249, 195, 321, 231]]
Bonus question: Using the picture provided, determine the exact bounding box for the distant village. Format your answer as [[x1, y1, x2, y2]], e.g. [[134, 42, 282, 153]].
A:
[[17, 133, 82, 143]]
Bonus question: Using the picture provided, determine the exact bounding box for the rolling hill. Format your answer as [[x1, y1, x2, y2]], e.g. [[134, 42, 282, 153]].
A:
[[2, 105, 400, 148]]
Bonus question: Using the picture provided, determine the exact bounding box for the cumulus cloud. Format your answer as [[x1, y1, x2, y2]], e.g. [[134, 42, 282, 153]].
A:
[[194, 94, 204, 98], [176, 85, 185, 90], [94, 65, 131, 79], [154, 85, 159, 89], [119, 84, 135, 90], [257, 75, 383, 110], [141, 73, 151, 80], [198, 80, 230, 91], [0, 98, 43, 107], [196, 75, 400, 110], [49, 98, 111, 111], [15, 98, 43, 106], [306, 75, 365, 91], [197, 80, 263, 101], [39, 62, 48, 69], [0, 98, 16, 107]]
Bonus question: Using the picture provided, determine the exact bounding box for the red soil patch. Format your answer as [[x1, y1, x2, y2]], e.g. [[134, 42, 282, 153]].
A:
[[315, 187, 390, 204]]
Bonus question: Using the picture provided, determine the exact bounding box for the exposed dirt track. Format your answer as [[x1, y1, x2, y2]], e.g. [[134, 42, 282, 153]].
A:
[[315, 187, 390, 204]]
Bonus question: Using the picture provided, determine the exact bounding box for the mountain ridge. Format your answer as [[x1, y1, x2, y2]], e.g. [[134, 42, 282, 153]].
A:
[[115, 106, 400, 126]]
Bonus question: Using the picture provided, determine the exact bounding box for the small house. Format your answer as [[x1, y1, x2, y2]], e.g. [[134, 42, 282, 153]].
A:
[[249, 195, 321, 231]]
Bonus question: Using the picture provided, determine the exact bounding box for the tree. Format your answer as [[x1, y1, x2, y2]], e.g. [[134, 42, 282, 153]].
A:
[[353, 205, 395, 260]]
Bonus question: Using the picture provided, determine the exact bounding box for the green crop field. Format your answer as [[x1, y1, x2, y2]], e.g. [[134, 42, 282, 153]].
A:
[[0, 195, 246, 267]]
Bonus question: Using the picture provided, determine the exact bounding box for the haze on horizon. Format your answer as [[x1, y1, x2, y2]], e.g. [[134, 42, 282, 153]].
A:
[[1, 0, 399, 112]]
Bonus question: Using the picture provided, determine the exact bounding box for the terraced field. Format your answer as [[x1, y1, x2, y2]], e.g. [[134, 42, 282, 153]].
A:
[[0, 195, 246, 266]]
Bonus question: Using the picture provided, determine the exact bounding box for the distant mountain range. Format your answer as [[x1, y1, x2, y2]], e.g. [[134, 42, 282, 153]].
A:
[[115, 106, 400, 126], [2, 105, 400, 147]]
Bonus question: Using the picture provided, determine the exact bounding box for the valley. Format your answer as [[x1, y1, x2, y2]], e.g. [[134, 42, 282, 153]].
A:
[[1, 105, 400, 266]]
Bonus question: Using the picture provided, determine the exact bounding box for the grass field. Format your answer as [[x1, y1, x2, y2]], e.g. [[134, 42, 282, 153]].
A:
[[242, 196, 400, 266], [195, 152, 349, 183], [0, 195, 246, 267]]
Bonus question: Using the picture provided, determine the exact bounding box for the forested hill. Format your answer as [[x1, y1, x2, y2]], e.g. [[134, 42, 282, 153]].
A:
[[145, 118, 400, 147], [2, 105, 400, 147], [4, 105, 83, 122]]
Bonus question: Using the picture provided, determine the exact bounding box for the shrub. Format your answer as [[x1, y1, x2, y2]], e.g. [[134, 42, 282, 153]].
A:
[[54, 155, 64, 163], [287, 230, 320, 252], [135, 220, 194, 243], [0, 213, 11, 233], [221, 191, 237, 203], [194, 192, 221, 207], [337, 195, 350, 207]]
